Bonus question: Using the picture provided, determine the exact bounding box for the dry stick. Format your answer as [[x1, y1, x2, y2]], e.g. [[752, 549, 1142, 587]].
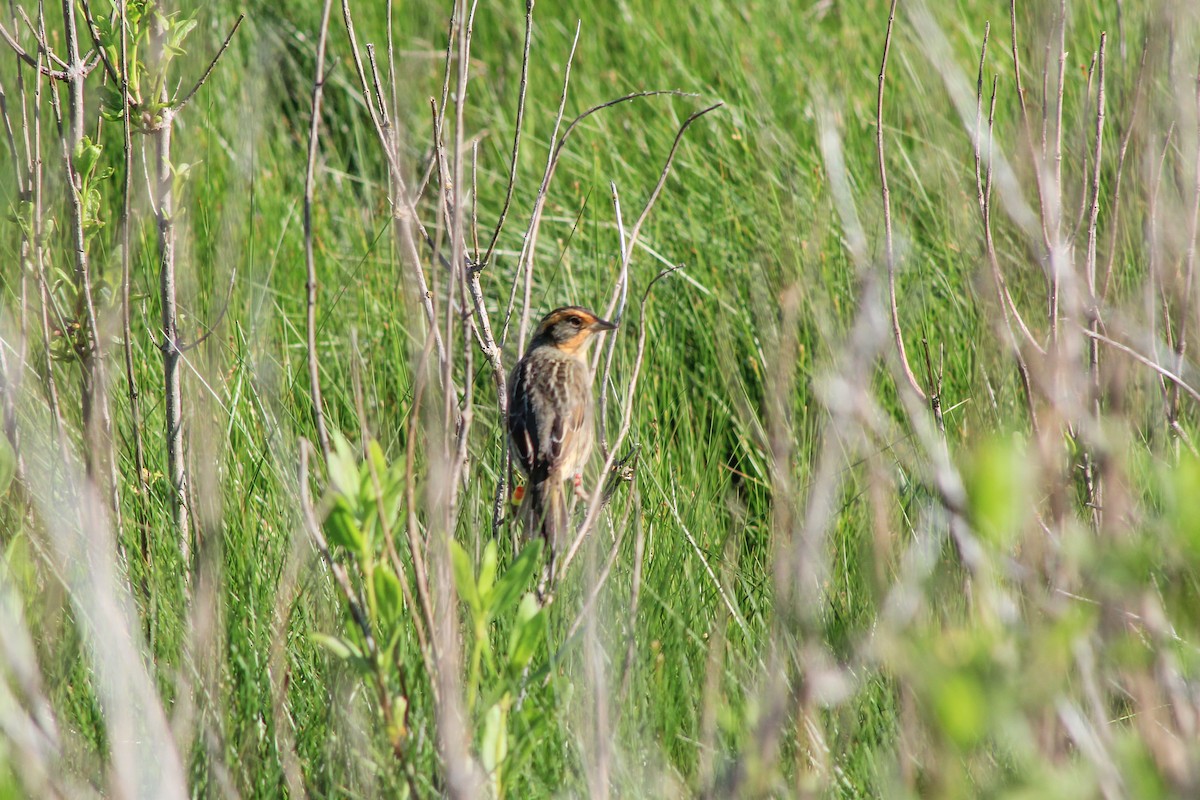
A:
[[479, 0, 534, 270], [1170, 66, 1200, 427], [497, 88, 695, 350], [876, 0, 927, 402], [148, 15, 190, 558], [1082, 34, 1107, 528], [1069, 52, 1098, 246], [117, 0, 149, 562], [0, 73, 27, 476], [58, 0, 121, 534], [385, 0, 399, 147], [470, 1, 535, 533], [1081, 329, 1200, 407], [594, 181, 629, 461], [0, 17, 68, 79], [445, 0, 475, 507], [470, 142, 479, 263], [404, 330, 441, 706], [13, 7, 34, 457], [414, 6, 458, 204], [15, 4, 66, 69], [1101, 38, 1148, 301], [558, 266, 678, 580], [983, 78, 1040, 432], [29, 13, 66, 469], [515, 22, 582, 357], [76, 0, 134, 106], [1009, 0, 1053, 258], [304, 0, 335, 462], [174, 14, 244, 112], [974, 24, 1044, 358], [1049, 0, 1067, 345], [557, 102, 721, 579], [594, 96, 720, 451], [340, 0, 446, 371]]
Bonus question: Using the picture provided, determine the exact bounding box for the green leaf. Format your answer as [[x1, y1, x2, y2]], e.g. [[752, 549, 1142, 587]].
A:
[[490, 539, 542, 620], [312, 633, 361, 661], [478, 540, 498, 605], [1169, 452, 1200, 560], [367, 439, 388, 479], [328, 431, 359, 500], [480, 702, 508, 777], [507, 593, 545, 671], [324, 497, 364, 551], [965, 435, 1029, 549], [0, 434, 14, 497], [73, 137, 102, 182], [450, 540, 481, 619], [373, 564, 405, 627], [934, 672, 987, 748], [170, 17, 198, 49]]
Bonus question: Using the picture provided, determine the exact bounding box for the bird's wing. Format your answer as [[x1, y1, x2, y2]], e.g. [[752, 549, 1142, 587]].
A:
[[508, 361, 542, 479]]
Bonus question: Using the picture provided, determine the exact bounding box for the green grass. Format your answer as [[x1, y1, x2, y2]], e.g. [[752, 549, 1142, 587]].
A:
[[2, 0, 1199, 797]]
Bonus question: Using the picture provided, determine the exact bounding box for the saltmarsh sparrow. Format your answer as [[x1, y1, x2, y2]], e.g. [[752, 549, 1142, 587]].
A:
[[508, 306, 616, 560]]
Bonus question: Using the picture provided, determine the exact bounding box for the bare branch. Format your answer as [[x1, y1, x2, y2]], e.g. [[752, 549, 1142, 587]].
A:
[[479, 0, 534, 270], [1082, 329, 1200, 407], [304, 0, 335, 462], [498, 88, 698, 349], [559, 264, 682, 579], [0, 18, 69, 79], [174, 14, 245, 111], [876, 0, 927, 401]]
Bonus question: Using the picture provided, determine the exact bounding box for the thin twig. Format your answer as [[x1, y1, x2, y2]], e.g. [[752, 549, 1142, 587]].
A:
[[304, 0, 335, 461], [174, 14, 244, 111], [479, 0, 534, 270], [1009, 0, 1053, 257], [559, 265, 682, 578], [1101, 38, 1148, 300], [340, 0, 447, 370], [498, 89, 695, 349], [0, 18, 69, 79], [178, 268, 238, 352], [1082, 329, 1200, 407], [515, 21, 581, 356], [117, 0, 149, 554], [876, 0, 927, 401], [1170, 64, 1200, 422]]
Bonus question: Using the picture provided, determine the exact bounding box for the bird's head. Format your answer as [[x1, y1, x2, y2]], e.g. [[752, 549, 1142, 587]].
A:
[[531, 306, 616, 354]]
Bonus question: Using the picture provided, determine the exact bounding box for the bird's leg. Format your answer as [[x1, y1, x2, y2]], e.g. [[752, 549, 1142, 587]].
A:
[[573, 472, 589, 501]]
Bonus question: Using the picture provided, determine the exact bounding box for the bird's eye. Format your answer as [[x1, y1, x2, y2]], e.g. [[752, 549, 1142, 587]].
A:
[[567, 316, 581, 326]]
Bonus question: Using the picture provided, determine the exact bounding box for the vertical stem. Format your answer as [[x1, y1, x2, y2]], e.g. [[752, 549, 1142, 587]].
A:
[[119, 0, 149, 556], [876, 0, 927, 402], [61, 0, 121, 533], [155, 82, 189, 556], [1083, 35, 1106, 528], [304, 0, 335, 462]]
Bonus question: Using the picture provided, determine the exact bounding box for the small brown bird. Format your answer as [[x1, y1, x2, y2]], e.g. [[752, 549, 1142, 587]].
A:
[[508, 306, 616, 560]]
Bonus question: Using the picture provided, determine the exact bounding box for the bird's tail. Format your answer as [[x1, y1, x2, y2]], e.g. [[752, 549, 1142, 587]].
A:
[[522, 479, 567, 555]]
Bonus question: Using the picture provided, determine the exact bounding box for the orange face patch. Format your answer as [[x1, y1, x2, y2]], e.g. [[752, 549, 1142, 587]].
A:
[[534, 308, 598, 337]]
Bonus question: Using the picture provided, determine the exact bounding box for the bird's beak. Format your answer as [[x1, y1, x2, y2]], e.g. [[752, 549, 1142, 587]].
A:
[[589, 317, 617, 332]]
